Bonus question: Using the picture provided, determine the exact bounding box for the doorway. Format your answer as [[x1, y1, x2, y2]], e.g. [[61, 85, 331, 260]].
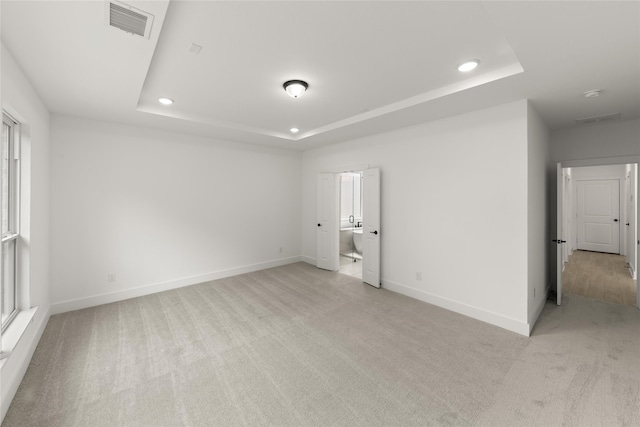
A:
[[562, 250, 636, 306], [338, 172, 363, 279], [558, 163, 638, 307], [316, 168, 381, 287]]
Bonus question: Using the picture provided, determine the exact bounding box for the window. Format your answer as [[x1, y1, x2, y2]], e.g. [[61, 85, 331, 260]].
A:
[[1, 114, 19, 331]]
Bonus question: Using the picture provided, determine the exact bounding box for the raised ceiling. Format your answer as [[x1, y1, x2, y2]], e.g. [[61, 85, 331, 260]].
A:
[[137, 1, 522, 140], [2, 1, 639, 150]]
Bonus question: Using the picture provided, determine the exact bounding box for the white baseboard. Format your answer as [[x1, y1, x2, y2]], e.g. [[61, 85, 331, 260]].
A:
[[528, 288, 548, 335], [301, 255, 316, 265], [298, 256, 532, 336], [51, 256, 302, 315], [1, 305, 50, 423], [381, 279, 531, 336]]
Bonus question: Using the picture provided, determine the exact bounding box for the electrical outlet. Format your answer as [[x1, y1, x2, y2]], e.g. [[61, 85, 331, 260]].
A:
[[534, 288, 536, 298], [279, 247, 283, 254], [416, 272, 422, 281], [108, 273, 116, 283]]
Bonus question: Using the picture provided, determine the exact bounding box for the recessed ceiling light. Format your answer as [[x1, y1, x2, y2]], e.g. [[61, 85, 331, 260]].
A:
[[290, 127, 300, 134], [458, 60, 479, 72], [283, 80, 308, 98], [158, 97, 174, 105], [584, 89, 603, 98]]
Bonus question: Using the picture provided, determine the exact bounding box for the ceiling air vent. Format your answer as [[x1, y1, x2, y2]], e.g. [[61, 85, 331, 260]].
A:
[[575, 112, 621, 126], [106, 1, 154, 39]]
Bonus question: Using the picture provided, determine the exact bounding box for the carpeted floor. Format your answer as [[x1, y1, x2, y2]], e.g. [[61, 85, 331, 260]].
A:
[[562, 249, 637, 306], [3, 262, 639, 426]]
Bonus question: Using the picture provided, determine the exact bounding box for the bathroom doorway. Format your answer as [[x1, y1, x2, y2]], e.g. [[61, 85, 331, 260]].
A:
[[316, 167, 380, 286], [338, 172, 363, 279]]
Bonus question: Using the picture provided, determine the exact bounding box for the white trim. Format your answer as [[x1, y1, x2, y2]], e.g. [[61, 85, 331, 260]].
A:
[[1, 113, 22, 331], [561, 155, 640, 168], [381, 279, 531, 336], [324, 164, 370, 174], [305, 254, 533, 335], [0, 307, 38, 368], [301, 255, 316, 265], [1, 306, 49, 423], [50, 256, 301, 315]]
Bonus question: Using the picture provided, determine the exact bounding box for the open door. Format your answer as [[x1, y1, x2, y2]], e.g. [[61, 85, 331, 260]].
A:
[[362, 168, 380, 288], [555, 163, 565, 305], [317, 173, 338, 271]]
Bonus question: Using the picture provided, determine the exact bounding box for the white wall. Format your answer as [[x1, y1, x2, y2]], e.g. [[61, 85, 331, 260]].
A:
[[552, 119, 640, 163], [50, 115, 302, 312], [302, 100, 532, 335], [1, 43, 51, 420], [526, 103, 551, 328]]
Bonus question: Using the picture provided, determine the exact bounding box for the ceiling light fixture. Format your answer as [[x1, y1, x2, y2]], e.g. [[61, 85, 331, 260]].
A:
[[290, 127, 300, 134], [583, 89, 603, 98], [457, 60, 479, 72], [283, 80, 308, 98], [158, 97, 174, 105]]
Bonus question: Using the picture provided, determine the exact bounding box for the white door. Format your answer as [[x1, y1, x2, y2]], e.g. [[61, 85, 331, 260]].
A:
[[317, 173, 338, 271], [556, 163, 564, 305], [362, 168, 380, 288], [577, 179, 620, 254], [626, 171, 633, 266], [562, 172, 571, 265]]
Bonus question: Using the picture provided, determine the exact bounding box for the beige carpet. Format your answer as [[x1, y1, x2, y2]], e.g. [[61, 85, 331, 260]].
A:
[[3, 262, 639, 426], [562, 249, 637, 306]]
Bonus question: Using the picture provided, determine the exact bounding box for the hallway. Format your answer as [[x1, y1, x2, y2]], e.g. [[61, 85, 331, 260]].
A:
[[562, 250, 637, 307]]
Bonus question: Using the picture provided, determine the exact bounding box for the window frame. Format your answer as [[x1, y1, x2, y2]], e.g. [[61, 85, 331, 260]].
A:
[[1, 113, 21, 332]]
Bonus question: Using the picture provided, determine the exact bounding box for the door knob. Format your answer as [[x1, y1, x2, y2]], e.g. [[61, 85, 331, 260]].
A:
[[370, 230, 378, 235], [614, 219, 619, 222], [626, 223, 630, 226], [317, 223, 321, 227]]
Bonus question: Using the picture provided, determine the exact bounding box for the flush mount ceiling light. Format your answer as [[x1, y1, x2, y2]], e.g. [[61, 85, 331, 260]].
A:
[[283, 80, 308, 98], [290, 127, 300, 134], [158, 97, 174, 105], [584, 89, 603, 98], [457, 60, 479, 72]]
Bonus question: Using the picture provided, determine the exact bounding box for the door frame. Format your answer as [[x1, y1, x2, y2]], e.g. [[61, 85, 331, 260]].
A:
[[557, 157, 639, 308], [317, 165, 381, 287]]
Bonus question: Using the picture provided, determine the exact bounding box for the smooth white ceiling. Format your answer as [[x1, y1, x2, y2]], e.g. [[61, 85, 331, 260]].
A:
[[2, 1, 639, 150]]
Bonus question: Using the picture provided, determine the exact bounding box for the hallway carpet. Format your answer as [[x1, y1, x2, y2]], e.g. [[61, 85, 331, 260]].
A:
[[562, 249, 637, 306], [4, 262, 639, 426]]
